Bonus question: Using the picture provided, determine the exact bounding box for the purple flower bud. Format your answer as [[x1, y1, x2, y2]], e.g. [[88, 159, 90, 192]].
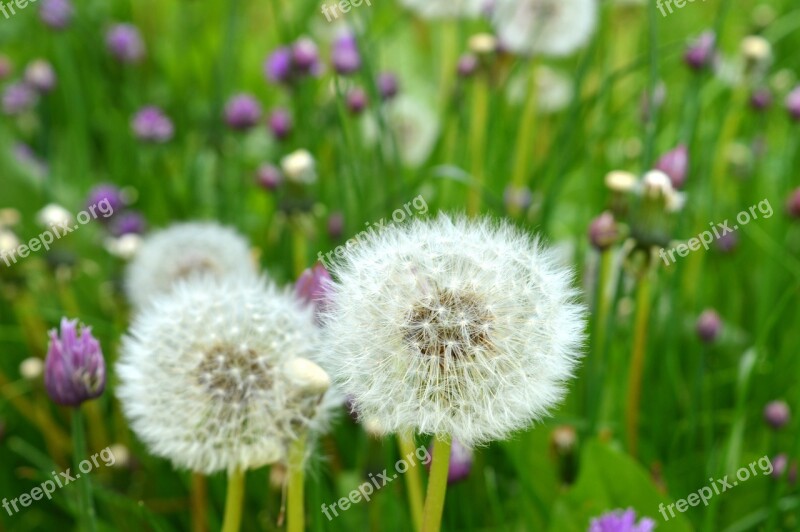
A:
[[292, 37, 320, 73], [0, 55, 11, 80], [684, 31, 716, 71], [86, 184, 125, 215], [696, 309, 722, 343], [110, 211, 146, 237], [377, 72, 399, 100], [787, 188, 800, 219], [132, 106, 174, 143], [589, 509, 655, 532], [295, 263, 332, 321], [716, 231, 739, 253], [264, 47, 293, 84], [2, 83, 36, 115], [786, 86, 800, 121], [764, 400, 790, 430], [772, 454, 798, 484], [504, 185, 533, 213], [24, 60, 57, 93], [457, 54, 478, 78], [268, 108, 292, 140], [327, 212, 344, 240], [346, 87, 368, 114], [39, 0, 73, 30], [654, 144, 689, 189], [44, 318, 106, 407], [426, 439, 473, 485], [750, 87, 772, 111], [256, 163, 283, 191], [224, 93, 262, 131], [588, 211, 618, 251], [331, 32, 361, 75], [106, 24, 145, 64]]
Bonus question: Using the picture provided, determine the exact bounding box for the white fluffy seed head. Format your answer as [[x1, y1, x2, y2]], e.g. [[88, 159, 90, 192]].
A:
[[322, 214, 586, 447], [116, 275, 334, 475], [492, 0, 597, 57], [124, 221, 257, 309]]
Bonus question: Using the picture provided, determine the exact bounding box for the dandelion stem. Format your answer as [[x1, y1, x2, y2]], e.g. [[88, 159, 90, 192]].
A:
[[398, 434, 424, 532], [191, 473, 208, 532], [72, 407, 97, 532], [625, 271, 653, 458], [221, 468, 245, 532], [421, 435, 451, 532], [287, 434, 307, 532]]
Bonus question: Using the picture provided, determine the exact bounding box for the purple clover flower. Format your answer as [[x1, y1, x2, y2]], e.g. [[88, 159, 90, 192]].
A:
[[589, 508, 655, 532], [347, 87, 368, 114], [268, 108, 293, 140], [786, 86, 800, 122], [696, 309, 722, 343], [106, 24, 145, 64], [224, 93, 262, 131], [86, 184, 125, 215], [655, 144, 689, 189], [331, 32, 361, 75], [764, 400, 791, 430], [2, 83, 36, 115], [684, 31, 716, 71], [264, 47, 293, 84], [39, 0, 74, 30], [256, 163, 283, 191], [132, 106, 174, 143], [377, 72, 399, 100], [110, 211, 147, 237], [44, 318, 106, 407], [296, 263, 332, 323], [24, 60, 57, 93]]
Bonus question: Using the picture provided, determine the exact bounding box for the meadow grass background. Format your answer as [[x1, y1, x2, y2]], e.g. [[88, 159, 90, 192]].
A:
[[1, 0, 800, 530]]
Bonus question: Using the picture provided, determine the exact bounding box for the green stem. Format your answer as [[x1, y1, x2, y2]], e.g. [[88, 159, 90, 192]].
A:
[[221, 469, 245, 532], [191, 473, 208, 532], [467, 74, 489, 217], [625, 270, 653, 458], [589, 249, 614, 432], [510, 60, 540, 198], [287, 435, 307, 532], [398, 434, 424, 532], [72, 407, 97, 532], [421, 436, 451, 532]]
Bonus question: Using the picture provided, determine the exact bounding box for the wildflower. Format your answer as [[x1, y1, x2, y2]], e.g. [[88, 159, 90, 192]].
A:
[[328, 212, 344, 240], [696, 309, 722, 343], [265, 47, 294, 84], [296, 263, 332, 321], [281, 149, 316, 184], [654, 144, 689, 189], [346, 87, 368, 114], [106, 24, 146, 64], [491, 0, 597, 57], [684, 31, 716, 71], [256, 164, 283, 191], [331, 32, 361, 75], [764, 400, 790, 430], [771, 454, 798, 484], [377, 72, 399, 101], [588, 212, 618, 251], [589, 508, 655, 532], [86, 184, 126, 215], [224, 93, 262, 131], [24, 60, 57, 93], [2, 83, 36, 115], [110, 211, 147, 237], [292, 37, 321, 74], [116, 276, 333, 473], [39, 0, 73, 30], [750, 87, 772, 111], [124, 221, 257, 309], [786, 86, 800, 121], [131, 106, 174, 143], [37, 204, 73, 229], [45, 318, 106, 407], [787, 188, 800, 218], [322, 214, 585, 446], [457, 54, 479, 78], [268, 108, 293, 140], [20, 357, 44, 380]]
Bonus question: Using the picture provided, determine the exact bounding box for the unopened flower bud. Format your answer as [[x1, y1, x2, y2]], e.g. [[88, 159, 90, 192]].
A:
[[655, 145, 689, 189], [696, 309, 722, 343], [283, 358, 331, 396], [588, 212, 618, 251], [764, 400, 790, 430]]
